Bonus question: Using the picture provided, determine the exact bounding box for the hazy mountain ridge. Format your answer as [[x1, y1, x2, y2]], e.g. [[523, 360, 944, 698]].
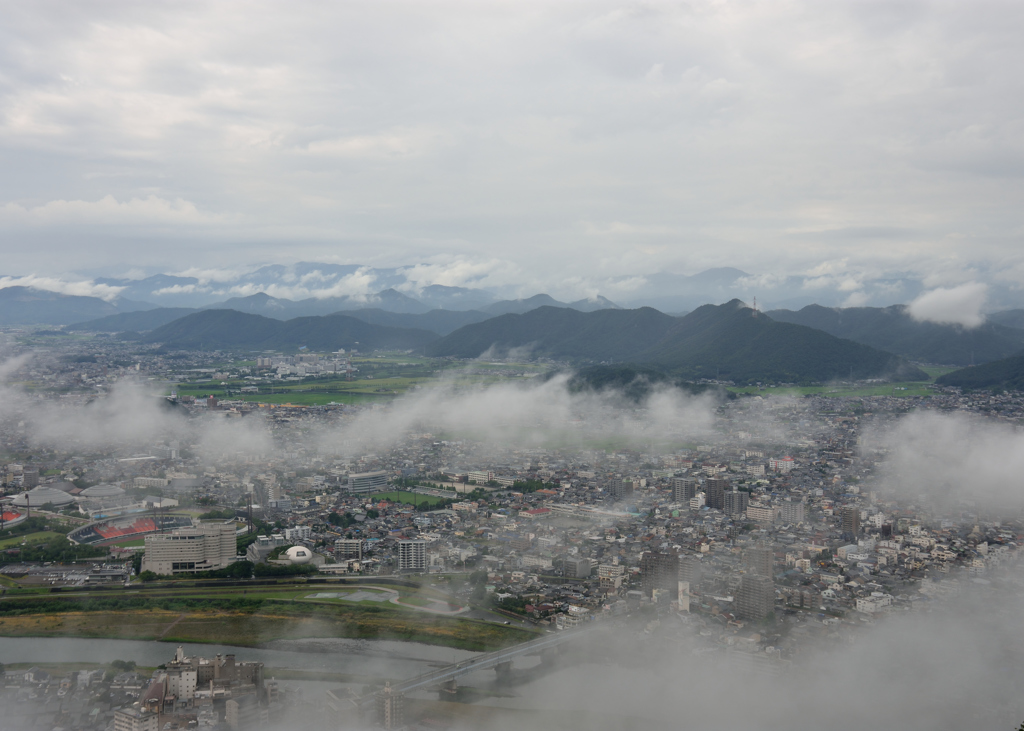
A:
[[425, 306, 679, 361], [0, 287, 154, 327], [66, 308, 199, 332], [482, 294, 621, 316], [767, 304, 1024, 366], [142, 310, 439, 352], [339, 308, 492, 336]]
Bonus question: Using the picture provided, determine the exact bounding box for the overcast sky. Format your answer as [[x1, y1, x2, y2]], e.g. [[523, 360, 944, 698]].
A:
[[1, 1, 1023, 293]]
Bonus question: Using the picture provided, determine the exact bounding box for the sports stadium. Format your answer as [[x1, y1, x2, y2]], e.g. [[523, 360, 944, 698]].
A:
[[68, 514, 195, 545], [0, 507, 26, 528]]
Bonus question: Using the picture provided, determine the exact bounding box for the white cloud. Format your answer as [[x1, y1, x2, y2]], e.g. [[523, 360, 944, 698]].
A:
[[303, 128, 440, 159], [0, 2, 1022, 281], [397, 258, 521, 292], [841, 290, 869, 308], [0, 275, 125, 301], [0, 195, 230, 227], [908, 282, 987, 328]]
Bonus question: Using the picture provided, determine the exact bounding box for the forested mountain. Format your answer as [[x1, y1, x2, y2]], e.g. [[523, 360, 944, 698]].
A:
[[426, 306, 678, 361], [428, 300, 925, 384], [641, 301, 927, 383], [143, 310, 438, 351], [66, 308, 198, 332], [766, 304, 1024, 365], [935, 356, 1024, 390], [988, 309, 1024, 331]]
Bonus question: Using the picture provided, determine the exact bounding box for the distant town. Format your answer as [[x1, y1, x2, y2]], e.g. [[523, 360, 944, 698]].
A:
[[0, 336, 1021, 730]]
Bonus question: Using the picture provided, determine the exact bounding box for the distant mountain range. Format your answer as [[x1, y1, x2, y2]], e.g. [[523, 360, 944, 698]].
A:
[[0, 286, 153, 327], [481, 294, 621, 316], [66, 308, 199, 333], [427, 301, 926, 384], [767, 304, 1024, 366], [141, 310, 438, 352], [201, 289, 432, 318]]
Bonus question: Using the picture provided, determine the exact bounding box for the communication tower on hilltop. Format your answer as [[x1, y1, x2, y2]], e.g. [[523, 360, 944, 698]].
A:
[[752, 296, 758, 317]]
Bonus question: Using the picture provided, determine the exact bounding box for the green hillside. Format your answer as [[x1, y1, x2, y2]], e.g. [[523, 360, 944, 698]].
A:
[[767, 304, 1024, 365], [143, 310, 439, 352], [66, 307, 197, 332], [639, 301, 927, 384], [428, 300, 925, 384], [425, 306, 678, 361], [988, 309, 1024, 331], [934, 355, 1024, 390]]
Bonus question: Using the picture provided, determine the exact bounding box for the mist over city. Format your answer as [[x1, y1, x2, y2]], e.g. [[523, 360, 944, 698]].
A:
[[2, 2, 1024, 730]]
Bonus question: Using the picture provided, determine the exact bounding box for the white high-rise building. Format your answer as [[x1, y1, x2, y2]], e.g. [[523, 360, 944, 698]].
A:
[[397, 539, 426, 572]]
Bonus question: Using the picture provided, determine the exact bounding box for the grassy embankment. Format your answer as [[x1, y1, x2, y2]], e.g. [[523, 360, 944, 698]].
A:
[[0, 583, 533, 651], [0, 531, 65, 549]]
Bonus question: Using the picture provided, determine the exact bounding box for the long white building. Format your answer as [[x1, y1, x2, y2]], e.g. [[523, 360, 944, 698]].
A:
[[141, 521, 237, 575]]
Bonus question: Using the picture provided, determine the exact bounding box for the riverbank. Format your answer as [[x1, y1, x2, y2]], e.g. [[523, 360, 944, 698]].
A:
[[0, 603, 533, 652]]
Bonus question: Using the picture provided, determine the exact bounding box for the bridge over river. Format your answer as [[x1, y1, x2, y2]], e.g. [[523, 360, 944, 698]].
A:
[[351, 624, 596, 708]]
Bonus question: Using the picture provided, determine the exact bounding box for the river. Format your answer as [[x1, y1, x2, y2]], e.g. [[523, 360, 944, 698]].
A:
[[0, 635, 478, 679]]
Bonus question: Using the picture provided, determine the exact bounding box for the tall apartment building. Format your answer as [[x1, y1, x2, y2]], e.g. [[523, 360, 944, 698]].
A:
[[564, 556, 593, 579], [225, 696, 261, 730], [745, 546, 773, 577], [334, 538, 363, 561], [723, 488, 749, 516], [397, 539, 426, 572], [641, 551, 680, 598], [283, 525, 311, 541], [141, 522, 237, 575], [780, 499, 805, 524], [606, 480, 634, 501], [21, 467, 38, 489], [376, 683, 405, 730], [841, 506, 861, 537], [678, 556, 702, 586], [705, 477, 729, 510], [671, 477, 697, 504], [736, 574, 774, 621]]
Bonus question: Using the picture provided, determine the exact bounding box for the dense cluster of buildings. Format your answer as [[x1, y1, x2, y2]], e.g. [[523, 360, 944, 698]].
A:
[[1, 341, 1023, 727]]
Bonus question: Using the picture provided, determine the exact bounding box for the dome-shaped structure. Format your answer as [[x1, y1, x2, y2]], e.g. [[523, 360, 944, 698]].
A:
[[80, 483, 125, 499], [284, 546, 313, 565], [11, 485, 74, 508]]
